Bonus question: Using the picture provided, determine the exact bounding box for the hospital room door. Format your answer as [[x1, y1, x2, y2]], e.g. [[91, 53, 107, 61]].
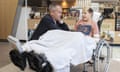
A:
[[0, 0, 18, 40]]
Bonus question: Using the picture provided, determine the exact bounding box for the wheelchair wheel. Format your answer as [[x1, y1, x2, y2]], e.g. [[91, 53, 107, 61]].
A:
[[93, 39, 111, 72]]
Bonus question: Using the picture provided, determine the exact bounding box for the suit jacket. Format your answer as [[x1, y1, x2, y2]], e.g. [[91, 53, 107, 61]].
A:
[[30, 14, 69, 40]]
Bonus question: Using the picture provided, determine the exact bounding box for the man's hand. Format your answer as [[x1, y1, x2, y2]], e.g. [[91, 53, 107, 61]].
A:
[[59, 20, 64, 24], [57, 18, 64, 24]]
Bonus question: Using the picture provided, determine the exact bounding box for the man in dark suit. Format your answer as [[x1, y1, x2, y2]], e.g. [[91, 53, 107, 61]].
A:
[[9, 4, 70, 71], [30, 4, 69, 40]]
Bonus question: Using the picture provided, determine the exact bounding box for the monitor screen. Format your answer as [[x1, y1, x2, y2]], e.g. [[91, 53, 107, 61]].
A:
[[104, 8, 113, 15]]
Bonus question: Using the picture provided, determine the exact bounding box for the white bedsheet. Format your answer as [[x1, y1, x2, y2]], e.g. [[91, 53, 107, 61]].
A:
[[22, 30, 96, 72]]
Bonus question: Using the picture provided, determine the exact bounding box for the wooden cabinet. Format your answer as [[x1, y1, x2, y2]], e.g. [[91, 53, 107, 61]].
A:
[[101, 19, 120, 44], [101, 19, 115, 31], [28, 19, 40, 30], [64, 19, 77, 30], [0, 0, 18, 40], [114, 31, 120, 44]]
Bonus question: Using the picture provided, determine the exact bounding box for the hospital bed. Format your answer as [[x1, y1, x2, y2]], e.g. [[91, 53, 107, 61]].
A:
[[7, 12, 111, 72], [7, 33, 111, 72]]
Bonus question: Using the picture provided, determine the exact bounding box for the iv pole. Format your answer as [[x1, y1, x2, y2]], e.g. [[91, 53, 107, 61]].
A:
[[11, 0, 28, 41], [25, 0, 28, 41], [11, 0, 24, 37]]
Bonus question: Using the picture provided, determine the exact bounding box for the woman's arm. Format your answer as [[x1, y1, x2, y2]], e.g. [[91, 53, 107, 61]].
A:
[[92, 21, 99, 35]]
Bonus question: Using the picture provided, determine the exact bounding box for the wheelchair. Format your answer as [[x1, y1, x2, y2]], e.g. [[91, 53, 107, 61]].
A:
[[82, 39, 111, 72]]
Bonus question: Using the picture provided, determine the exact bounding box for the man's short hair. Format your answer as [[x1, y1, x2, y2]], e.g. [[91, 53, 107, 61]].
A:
[[48, 3, 61, 11]]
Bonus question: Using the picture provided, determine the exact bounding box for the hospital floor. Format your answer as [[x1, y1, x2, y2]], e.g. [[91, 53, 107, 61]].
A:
[[0, 42, 120, 72]]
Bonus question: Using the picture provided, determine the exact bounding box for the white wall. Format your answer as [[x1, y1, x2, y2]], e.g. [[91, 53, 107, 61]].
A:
[[91, 3, 99, 12]]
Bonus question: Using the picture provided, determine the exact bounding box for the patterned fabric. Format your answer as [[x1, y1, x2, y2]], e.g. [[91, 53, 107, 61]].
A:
[[77, 25, 92, 35]]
